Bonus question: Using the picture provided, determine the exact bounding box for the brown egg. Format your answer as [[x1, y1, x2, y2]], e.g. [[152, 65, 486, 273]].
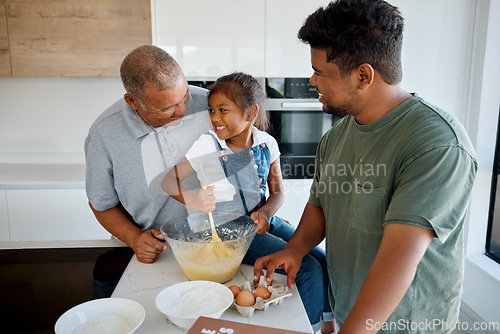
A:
[[235, 290, 255, 307], [253, 286, 271, 300], [228, 285, 241, 299]]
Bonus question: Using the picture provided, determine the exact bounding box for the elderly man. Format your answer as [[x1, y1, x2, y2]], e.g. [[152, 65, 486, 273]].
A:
[[85, 45, 211, 263]]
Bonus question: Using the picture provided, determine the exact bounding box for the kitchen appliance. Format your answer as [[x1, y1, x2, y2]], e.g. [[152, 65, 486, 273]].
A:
[[266, 78, 342, 179]]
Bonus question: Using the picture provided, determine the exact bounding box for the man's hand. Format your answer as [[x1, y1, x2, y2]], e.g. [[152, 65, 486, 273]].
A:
[[132, 229, 168, 263], [250, 211, 270, 234], [253, 247, 304, 289]]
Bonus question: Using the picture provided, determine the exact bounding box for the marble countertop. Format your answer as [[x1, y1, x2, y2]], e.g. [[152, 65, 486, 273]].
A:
[[0, 163, 85, 188], [112, 248, 313, 333]]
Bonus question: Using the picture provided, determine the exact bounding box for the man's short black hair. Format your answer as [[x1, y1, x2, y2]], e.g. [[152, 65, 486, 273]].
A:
[[298, 0, 404, 85]]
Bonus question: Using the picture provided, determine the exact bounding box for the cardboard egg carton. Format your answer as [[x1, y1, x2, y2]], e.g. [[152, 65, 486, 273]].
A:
[[232, 276, 292, 318]]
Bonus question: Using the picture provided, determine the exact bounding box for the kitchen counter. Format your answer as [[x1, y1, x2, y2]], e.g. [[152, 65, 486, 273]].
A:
[[112, 248, 314, 333]]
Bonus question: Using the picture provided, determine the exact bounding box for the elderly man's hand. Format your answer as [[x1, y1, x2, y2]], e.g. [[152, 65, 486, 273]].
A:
[[133, 229, 168, 263]]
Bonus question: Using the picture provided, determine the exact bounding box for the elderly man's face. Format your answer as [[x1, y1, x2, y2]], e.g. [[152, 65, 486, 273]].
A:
[[131, 76, 190, 127]]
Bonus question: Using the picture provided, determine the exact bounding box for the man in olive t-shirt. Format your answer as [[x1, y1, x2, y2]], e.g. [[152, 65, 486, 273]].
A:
[[309, 94, 477, 332], [253, 1, 478, 333]]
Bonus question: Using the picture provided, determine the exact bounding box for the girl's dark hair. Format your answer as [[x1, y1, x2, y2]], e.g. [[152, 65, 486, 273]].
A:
[[298, 0, 404, 85], [208, 72, 269, 131]]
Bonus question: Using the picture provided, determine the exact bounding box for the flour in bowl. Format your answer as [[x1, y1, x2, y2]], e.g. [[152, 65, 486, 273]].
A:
[[72, 314, 131, 334], [169, 286, 227, 317]]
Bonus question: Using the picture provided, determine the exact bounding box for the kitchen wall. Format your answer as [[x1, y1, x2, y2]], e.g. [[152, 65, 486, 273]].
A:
[[0, 0, 499, 328], [0, 0, 476, 163], [460, 0, 500, 327], [0, 77, 124, 164]]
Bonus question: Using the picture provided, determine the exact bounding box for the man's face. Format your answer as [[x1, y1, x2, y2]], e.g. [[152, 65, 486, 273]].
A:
[[309, 48, 359, 117], [132, 75, 190, 127]]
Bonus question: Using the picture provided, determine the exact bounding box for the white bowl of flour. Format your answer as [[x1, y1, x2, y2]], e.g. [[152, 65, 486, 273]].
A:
[[156, 280, 233, 329], [54, 298, 145, 334]]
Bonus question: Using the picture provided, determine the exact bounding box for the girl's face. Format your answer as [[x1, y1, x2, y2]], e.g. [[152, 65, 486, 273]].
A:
[[208, 91, 254, 146]]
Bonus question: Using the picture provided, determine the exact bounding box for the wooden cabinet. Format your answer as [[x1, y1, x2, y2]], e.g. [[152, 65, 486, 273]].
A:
[[0, 0, 11, 76], [1, 0, 152, 77]]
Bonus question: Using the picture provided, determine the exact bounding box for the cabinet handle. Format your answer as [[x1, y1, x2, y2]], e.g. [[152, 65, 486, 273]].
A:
[[281, 102, 322, 108]]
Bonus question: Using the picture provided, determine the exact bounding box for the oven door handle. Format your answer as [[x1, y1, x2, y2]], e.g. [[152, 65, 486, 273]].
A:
[[281, 102, 323, 109]]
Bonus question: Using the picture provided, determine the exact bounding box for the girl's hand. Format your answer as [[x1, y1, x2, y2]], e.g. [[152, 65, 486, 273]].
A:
[[192, 185, 216, 213], [251, 211, 270, 234]]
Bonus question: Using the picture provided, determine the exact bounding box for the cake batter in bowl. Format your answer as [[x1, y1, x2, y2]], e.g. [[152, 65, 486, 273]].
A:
[[160, 212, 258, 283]]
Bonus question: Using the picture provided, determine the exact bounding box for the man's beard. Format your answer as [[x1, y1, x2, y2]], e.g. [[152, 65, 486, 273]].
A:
[[322, 104, 350, 117], [321, 86, 359, 117], [322, 96, 357, 117]]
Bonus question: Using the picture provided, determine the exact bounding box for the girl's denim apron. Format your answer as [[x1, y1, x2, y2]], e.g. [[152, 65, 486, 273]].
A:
[[208, 133, 270, 216]]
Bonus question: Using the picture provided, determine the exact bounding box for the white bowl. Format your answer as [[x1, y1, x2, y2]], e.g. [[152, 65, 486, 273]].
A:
[[155, 280, 233, 329], [54, 298, 145, 334]]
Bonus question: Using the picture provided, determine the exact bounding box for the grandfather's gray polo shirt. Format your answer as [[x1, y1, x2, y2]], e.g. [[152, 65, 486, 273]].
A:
[[85, 85, 211, 230]]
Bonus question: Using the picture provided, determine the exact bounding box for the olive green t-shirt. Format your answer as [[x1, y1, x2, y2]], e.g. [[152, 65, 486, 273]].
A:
[[309, 95, 477, 333]]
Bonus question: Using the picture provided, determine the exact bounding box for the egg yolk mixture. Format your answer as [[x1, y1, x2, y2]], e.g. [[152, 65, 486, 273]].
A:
[[176, 242, 243, 283]]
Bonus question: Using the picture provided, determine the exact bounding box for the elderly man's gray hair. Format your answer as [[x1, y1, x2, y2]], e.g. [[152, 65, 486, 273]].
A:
[[120, 45, 182, 103]]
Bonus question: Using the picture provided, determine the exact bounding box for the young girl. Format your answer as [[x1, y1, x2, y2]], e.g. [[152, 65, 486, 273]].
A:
[[162, 72, 334, 333]]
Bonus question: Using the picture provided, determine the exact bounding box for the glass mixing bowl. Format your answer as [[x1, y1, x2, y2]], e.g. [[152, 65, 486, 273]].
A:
[[160, 212, 258, 283]]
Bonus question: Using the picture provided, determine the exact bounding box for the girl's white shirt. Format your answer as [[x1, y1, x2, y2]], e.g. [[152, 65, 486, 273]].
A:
[[185, 127, 280, 202]]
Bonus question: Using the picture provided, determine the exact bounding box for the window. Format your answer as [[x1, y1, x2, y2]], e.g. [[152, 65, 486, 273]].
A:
[[486, 109, 500, 264]]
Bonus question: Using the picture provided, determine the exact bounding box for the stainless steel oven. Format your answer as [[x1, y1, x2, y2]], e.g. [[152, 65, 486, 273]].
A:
[[266, 78, 341, 179]]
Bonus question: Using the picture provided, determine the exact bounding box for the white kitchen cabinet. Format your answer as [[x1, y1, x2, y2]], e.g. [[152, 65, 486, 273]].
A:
[[265, 0, 329, 78], [153, 0, 325, 79], [7, 188, 110, 241], [0, 190, 9, 241], [153, 0, 266, 78], [275, 179, 313, 227]]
